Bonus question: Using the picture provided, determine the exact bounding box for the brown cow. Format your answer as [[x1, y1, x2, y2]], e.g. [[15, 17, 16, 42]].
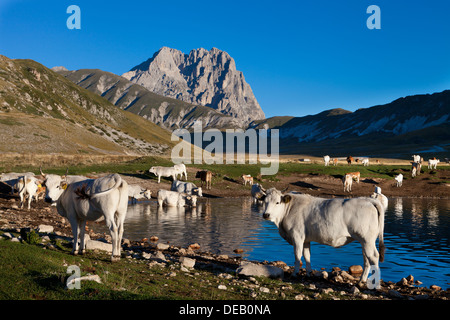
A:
[[347, 156, 353, 165], [241, 174, 253, 186], [346, 172, 360, 183], [195, 170, 212, 190]]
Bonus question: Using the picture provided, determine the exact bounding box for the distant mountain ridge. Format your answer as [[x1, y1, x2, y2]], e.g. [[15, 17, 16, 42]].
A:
[[122, 47, 265, 125], [51, 45, 449, 158], [58, 68, 241, 130], [251, 91, 450, 157]]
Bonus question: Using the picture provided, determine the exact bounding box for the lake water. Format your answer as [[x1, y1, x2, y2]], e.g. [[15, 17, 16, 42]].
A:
[[92, 196, 450, 289]]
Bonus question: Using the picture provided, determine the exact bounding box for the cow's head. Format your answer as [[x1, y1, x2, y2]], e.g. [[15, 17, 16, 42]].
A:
[[261, 188, 291, 223], [149, 167, 156, 175], [193, 187, 203, 197], [186, 195, 198, 207], [41, 168, 67, 205], [142, 189, 152, 199]]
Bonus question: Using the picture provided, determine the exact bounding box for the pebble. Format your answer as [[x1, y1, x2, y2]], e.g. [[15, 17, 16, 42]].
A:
[[349, 286, 360, 295], [259, 287, 270, 293], [388, 290, 403, 298], [348, 265, 363, 276], [430, 285, 442, 291], [37, 224, 53, 233], [340, 270, 356, 281], [188, 243, 200, 250], [180, 256, 196, 269], [321, 287, 334, 294], [2, 232, 14, 239], [218, 284, 227, 290], [156, 243, 170, 250]]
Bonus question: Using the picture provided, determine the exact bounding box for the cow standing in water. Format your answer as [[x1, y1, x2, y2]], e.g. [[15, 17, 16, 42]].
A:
[[260, 188, 385, 287]]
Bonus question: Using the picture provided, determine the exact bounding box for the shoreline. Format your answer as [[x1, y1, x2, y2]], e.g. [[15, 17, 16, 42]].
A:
[[0, 164, 449, 300]]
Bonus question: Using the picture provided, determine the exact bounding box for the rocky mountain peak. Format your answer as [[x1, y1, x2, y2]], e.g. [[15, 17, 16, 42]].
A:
[[122, 47, 265, 125]]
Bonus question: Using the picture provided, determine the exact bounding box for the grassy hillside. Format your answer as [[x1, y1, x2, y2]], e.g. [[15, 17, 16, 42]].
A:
[[0, 55, 174, 155]]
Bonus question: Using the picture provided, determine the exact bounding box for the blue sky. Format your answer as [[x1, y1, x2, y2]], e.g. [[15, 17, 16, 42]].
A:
[[1, 0, 450, 118]]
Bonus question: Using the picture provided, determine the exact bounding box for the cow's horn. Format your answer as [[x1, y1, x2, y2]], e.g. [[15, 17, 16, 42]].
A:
[[281, 186, 289, 193], [39, 166, 46, 178]]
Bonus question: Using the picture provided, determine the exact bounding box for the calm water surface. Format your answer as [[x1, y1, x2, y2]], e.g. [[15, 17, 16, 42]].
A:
[[92, 197, 450, 289]]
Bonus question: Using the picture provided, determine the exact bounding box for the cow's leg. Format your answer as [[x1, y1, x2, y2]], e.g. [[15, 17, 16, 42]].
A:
[[78, 220, 86, 255], [293, 241, 304, 276], [104, 212, 119, 261], [360, 240, 380, 286], [115, 209, 127, 261], [303, 242, 312, 274], [19, 192, 24, 209], [27, 193, 32, 210], [67, 216, 80, 255]]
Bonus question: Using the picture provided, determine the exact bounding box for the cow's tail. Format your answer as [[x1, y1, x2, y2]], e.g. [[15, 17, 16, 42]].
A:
[[17, 176, 26, 194], [373, 200, 386, 263]]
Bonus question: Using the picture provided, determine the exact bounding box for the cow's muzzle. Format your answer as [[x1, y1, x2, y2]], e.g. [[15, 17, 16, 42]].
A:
[[44, 197, 53, 204], [263, 212, 270, 220]]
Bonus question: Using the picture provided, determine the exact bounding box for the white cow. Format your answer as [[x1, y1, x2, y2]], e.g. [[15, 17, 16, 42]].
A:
[[261, 188, 385, 286], [251, 183, 266, 203], [412, 155, 421, 163], [323, 155, 330, 166], [157, 189, 197, 207], [428, 159, 439, 169], [343, 174, 353, 192], [149, 166, 177, 183], [16, 175, 41, 210], [128, 184, 151, 203], [1, 172, 35, 194], [370, 186, 388, 210], [55, 174, 129, 261], [173, 163, 188, 180], [394, 173, 403, 187], [171, 180, 202, 197], [40, 168, 87, 205], [362, 158, 369, 166]]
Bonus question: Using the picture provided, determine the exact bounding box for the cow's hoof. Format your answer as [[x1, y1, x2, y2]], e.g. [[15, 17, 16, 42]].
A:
[[111, 256, 121, 262]]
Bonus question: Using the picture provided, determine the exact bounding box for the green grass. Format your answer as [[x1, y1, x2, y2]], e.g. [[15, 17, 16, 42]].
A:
[[0, 236, 333, 300], [2, 155, 449, 182]]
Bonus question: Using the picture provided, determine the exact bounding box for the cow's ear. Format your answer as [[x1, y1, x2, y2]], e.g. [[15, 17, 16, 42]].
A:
[[60, 182, 68, 190], [281, 195, 291, 204]]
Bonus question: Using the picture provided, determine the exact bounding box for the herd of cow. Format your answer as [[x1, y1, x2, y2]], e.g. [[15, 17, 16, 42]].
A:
[[0, 164, 215, 262], [0, 155, 442, 287], [324, 154, 442, 192]]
